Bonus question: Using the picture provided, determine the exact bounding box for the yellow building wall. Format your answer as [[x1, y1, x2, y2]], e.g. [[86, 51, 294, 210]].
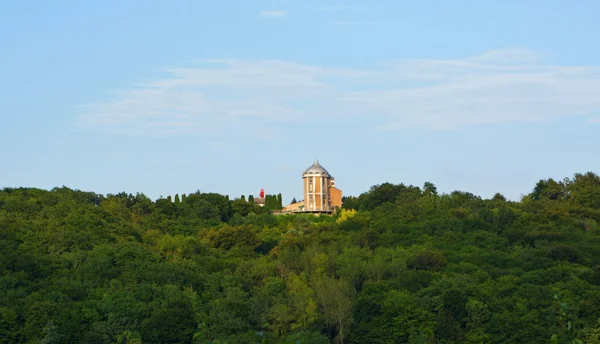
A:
[[329, 187, 342, 209], [282, 201, 305, 212], [300, 173, 341, 212]]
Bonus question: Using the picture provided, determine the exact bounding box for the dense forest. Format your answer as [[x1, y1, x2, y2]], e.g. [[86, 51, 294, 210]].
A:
[[3, 173, 600, 343]]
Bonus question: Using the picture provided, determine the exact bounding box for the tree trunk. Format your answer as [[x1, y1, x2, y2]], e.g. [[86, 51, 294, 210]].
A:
[[339, 317, 344, 344]]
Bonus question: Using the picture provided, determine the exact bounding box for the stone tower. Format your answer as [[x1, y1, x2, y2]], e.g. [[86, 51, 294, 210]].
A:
[[302, 160, 334, 211]]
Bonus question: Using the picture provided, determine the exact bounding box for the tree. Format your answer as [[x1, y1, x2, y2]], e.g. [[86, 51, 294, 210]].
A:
[[550, 294, 584, 344], [312, 275, 354, 344], [341, 196, 360, 210], [423, 182, 438, 196], [141, 299, 197, 343], [4, 172, 600, 343], [568, 172, 600, 208], [531, 178, 568, 201], [492, 193, 506, 202], [407, 249, 447, 272]]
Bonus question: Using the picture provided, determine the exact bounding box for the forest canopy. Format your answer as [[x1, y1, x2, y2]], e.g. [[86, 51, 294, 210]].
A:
[[2, 172, 600, 343]]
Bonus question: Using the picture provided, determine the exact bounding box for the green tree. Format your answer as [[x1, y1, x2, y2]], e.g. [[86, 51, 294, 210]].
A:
[[531, 178, 569, 201], [141, 299, 197, 344], [423, 181, 438, 196], [550, 294, 583, 344]]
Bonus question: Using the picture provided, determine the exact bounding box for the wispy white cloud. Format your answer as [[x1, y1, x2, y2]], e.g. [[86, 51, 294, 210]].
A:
[[332, 20, 379, 26], [258, 10, 286, 18], [318, 5, 353, 11], [76, 48, 600, 136]]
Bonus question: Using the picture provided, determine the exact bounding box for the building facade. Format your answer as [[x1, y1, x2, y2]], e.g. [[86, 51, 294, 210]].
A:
[[281, 160, 343, 213], [293, 161, 342, 212], [303, 160, 330, 211]]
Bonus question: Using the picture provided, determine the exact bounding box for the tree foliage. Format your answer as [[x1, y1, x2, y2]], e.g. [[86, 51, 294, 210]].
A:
[[2, 172, 600, 342]]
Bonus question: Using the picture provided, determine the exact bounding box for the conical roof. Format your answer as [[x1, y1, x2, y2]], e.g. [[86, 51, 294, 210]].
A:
[[303, 160, 330, 177]]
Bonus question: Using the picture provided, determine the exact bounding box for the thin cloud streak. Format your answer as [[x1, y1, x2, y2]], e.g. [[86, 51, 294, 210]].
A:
[[76, 48, 600, 136], [332, 20, 379, 25], [318, 5, 354, 11], [258, 10, 287, 18]]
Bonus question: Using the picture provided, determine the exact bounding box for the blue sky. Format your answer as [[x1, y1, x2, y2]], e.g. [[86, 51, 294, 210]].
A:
[[2, 0, 600, 202]]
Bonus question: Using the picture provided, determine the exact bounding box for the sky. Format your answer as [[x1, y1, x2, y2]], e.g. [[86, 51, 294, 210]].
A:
[[2, 0, 600, 202]]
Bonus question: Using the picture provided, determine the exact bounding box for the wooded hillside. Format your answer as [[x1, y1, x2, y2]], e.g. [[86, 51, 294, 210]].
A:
[[2, 173, 600, 343]]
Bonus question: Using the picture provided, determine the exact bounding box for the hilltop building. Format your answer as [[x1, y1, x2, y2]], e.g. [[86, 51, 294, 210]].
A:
[[253, 189, 266, 207], [281, 160, 342, 213]]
